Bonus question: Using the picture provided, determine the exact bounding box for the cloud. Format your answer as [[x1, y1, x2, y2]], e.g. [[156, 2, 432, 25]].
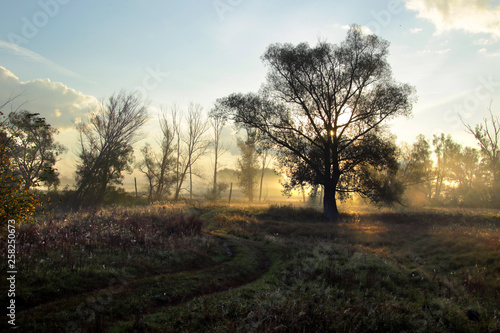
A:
[[478, 48, 500, 57], [410, 27, 423, 33], [0, 66, 99, 129], [404, 0, 500, 37]]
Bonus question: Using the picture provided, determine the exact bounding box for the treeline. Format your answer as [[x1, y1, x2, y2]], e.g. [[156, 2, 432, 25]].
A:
[[0, 91, 272, 217], [1, 91, 498, 220], [398, 112, 499, 208]]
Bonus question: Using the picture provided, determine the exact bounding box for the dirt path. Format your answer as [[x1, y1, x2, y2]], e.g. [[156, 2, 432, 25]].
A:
[[16, 234, 272, 332]]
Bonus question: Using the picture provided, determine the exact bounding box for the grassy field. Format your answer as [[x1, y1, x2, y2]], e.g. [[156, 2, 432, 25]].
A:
[[1, 203, 499, 332]]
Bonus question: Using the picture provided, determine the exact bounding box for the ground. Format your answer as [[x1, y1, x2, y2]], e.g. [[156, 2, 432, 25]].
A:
[[1, 203, 499, 332]]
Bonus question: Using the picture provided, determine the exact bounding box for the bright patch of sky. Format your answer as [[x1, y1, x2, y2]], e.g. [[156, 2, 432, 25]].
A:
[[1, 0, 499, 187]]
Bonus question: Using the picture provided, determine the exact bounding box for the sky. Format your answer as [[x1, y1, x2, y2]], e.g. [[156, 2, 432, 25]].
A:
[[1, 0, 499, 190]]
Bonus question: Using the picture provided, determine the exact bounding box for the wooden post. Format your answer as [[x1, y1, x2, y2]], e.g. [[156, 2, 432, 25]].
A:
[[228, 182, 233, 204], [134, 177, 138, 200]]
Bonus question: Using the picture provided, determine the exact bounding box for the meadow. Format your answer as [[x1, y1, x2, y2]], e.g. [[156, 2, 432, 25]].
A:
[[1, 203, 499, 332]]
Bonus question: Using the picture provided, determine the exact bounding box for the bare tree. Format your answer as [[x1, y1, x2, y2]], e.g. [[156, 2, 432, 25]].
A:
[[463, 104, 499, 205], [173, 103, 209, 201], [208, 102, 229, 199], [155, 107, 176, 201], [137, 143, 157, 203], [73, 91, 150, 207]]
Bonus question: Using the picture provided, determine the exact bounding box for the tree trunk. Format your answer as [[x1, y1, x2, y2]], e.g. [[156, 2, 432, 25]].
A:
[[323, 180, 339, 221]]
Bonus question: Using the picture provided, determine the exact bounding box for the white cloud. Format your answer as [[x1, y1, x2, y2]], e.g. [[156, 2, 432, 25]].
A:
[[405, 0, 500, 37], [0, 66, 99, 129], [410, 27, 423, 33], [478, 48, 500, 57]]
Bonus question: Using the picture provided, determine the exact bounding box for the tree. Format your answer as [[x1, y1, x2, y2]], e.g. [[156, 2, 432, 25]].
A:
[[236, 135, 259, 202], [463, 106, 499, 206], [432, 133, 462, 202], [7, 110, 65, 190], [155, 108, 176, 201], [137, 110, 177, 203], [73, 91, 149, 207], [137, 143, 158, 203], [208, 102, 229, 199], [219, 26, 415, 220], [0, 97, 42, 223], [172, 103, 209, 201]]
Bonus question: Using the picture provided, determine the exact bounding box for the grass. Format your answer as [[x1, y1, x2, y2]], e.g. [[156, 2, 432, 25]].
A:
[[1, 203, 499, 332]]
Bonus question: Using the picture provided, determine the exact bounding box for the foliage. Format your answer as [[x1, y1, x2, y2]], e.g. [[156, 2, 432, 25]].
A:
[[6, 110, 65, 190], [401, 127, 498, 208], [0, 101, 44, 224]]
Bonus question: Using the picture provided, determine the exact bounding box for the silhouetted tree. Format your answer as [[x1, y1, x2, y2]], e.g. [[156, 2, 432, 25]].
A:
[[73, 91, 149, 207], [219, 26, 415, 220]]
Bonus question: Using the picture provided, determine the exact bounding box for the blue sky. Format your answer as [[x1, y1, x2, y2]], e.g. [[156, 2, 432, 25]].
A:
[[1, 0, 499, 187]]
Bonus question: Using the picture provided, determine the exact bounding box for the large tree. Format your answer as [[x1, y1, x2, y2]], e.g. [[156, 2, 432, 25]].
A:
[[73, 91, 149, 207], [219, 26, 415, 220]]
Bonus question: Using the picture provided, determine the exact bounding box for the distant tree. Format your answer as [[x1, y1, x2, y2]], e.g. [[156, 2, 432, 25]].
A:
[[463, 106, 499, 206], [432, 133, 462, 202], [172, 103, 209, 201], [137, 143, 158, 203], [257, 143, 272, 202], [219, 26, 415, 219], [397, 134, 434, 200], [137, 110, 176, 203], [7, 110, 65, 190], [236, 134, 259, 202], [155, 108, 176, 201], [208, 102, 229, 199], [73, 91, 149, 207]]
